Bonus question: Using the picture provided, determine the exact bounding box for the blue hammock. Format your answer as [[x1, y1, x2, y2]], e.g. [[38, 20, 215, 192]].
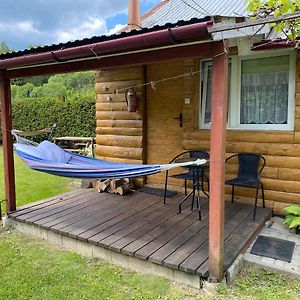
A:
[[13, 140, 206, 179]]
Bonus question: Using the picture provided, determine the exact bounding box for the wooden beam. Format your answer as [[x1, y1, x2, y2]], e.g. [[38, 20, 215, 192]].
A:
[[0, 72, 16, 212], [209, 12, 300, 33], [5, 43, 214, 79], [208, 40, 229, 280]]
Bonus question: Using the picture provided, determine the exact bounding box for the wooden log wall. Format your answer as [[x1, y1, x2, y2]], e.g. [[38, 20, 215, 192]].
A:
[[95, 67, 145, 165], [181, 50, 300, 214], [95, 51, 300, 214]]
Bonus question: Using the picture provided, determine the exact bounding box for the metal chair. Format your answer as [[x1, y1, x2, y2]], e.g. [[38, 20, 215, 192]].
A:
[[225, 152, 266, 220], [163, 150, 209, 206]]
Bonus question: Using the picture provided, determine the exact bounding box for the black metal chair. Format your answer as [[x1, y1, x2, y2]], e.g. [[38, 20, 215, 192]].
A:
[[163, 150, 209, 206], [225, 152, 266, 220]]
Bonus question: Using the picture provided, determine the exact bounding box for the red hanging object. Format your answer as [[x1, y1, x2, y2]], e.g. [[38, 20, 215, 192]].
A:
[[125, 87, 138, 112]]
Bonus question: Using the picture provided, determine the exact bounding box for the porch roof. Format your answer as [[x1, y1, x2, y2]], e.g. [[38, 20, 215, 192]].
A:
[[0, 17, 212, 74]]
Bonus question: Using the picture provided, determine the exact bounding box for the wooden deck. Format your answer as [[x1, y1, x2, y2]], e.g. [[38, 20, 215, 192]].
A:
[[9, 188, 272, 278]]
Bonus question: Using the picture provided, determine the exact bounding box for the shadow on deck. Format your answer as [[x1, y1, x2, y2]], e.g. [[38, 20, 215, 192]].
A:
[[9, 188, 272, 286]]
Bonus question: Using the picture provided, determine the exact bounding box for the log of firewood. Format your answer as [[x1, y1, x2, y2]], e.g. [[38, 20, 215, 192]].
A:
[[107, 178, 134, 195], [92, 179, 111, 193]]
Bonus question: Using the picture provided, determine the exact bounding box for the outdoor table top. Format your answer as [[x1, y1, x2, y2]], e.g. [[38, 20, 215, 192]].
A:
[[53, 136, 95, 142]]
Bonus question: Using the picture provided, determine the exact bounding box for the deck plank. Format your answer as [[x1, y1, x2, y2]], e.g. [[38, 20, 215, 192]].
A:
[[77, 193, 162, 241], [90, 201, 171, 246], [148, 210, 210, 265], [135, 202, 209, 261], [25, 192, 102, 225], [15, 189, 95, 222], [181, 205, 254, 275], [122, 199, 209, 256], [223, 207, 272, 269], [10, 189, 90, 218], [65, 193, 161, 239], [108, 200, 193, 253], [162, 202, 242, 270], [36, 194, 114, 228], [97, 196, 196, 250], [50, 192, 150, 232]]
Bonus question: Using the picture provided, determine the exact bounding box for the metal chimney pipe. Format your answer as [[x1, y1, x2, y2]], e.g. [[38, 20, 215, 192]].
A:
[[128, 0, 141, 31]]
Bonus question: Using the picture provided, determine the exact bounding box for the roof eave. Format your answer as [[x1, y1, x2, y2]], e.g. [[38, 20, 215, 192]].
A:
[[0, 20, 212, 71]]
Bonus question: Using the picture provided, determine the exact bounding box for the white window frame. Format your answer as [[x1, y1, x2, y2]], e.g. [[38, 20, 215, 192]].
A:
[[199, 50, 296, 131], [200, 60, 213, 129]]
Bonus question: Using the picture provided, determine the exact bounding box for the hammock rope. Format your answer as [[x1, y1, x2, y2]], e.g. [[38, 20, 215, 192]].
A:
[[12, 132, 207, 179], [12, 124, 56, 141]]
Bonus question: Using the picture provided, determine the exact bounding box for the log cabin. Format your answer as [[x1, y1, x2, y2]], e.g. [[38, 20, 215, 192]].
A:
[[95, 0, 300, 216], [0, 0, 299, 282]]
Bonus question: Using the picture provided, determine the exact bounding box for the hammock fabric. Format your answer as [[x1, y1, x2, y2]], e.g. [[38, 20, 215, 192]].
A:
[[13, 138, 206, 179]]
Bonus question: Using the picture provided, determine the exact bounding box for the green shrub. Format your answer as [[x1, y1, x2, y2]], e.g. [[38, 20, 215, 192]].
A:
[[11, 98, 95, 141], [283, 204, 300, 233]]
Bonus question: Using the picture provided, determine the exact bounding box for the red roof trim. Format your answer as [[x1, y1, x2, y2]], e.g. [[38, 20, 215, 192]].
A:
[[0, 21, 212, 71], [252, 39, 298, 51]]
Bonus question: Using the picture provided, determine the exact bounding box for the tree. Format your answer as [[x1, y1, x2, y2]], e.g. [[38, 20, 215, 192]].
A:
[[42, 81, 67, 100], [247, 0, 300, 40], [12, 76, 49, 87], [0, 41, 13, 54], [11, 71, 95, 102], [15, 83, 35, 98]]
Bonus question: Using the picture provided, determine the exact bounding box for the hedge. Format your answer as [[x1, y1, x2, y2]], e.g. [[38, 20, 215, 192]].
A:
[[11, 98, 96, 141]]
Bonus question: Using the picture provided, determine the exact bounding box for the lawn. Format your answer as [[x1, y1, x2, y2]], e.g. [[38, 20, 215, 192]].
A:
[[0, 228, 300, 300], [0, 146, 75, 214]]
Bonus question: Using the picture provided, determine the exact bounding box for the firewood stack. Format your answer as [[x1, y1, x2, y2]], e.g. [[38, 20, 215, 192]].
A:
[[91, 178, 134, 195]]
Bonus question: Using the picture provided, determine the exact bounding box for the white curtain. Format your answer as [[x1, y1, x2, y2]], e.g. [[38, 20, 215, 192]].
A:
[[240, 56, 289, 125]]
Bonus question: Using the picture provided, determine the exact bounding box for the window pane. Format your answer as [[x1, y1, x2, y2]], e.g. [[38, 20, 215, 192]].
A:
[[240, 56, 289, 125], [204, 64, 212, 124], [201, 61, 230, 125]]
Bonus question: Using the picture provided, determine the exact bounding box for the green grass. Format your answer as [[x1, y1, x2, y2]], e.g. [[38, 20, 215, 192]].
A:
[[217, 265, 300, 300], [0, 229, 199, 300], [1, 228, 300, 300], [0, 146, 75, 213]]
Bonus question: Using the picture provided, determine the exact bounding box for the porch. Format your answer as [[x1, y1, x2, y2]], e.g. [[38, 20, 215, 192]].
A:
[[9, 188, 272, 285]]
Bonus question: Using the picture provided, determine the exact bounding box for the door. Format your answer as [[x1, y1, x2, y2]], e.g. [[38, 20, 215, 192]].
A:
[[146, 61, 184, 185]]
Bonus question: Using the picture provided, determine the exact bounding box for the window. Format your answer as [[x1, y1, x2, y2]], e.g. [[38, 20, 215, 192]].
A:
[[200, 60, 213, 127], [200, 60, 232, 128], [200, 52, 295, 130]]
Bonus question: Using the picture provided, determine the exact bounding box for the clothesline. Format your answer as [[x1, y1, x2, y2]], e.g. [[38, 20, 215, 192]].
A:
[[114, 50, 228, 94]]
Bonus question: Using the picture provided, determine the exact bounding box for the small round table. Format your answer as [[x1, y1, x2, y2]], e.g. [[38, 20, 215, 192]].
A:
[[174, 157, 209, 220]]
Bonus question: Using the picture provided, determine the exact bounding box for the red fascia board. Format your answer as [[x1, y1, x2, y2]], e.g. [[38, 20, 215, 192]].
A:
[[252, 39, 298, 51], [6, 42, 214, 79], [0, 21, 212, 70]]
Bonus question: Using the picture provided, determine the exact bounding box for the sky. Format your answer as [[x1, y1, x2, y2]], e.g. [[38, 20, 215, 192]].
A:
[[0, 0, 161, 52]]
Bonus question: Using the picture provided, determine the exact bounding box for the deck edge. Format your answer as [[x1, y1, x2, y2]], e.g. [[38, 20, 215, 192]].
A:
[[10, 218, 203, 289]]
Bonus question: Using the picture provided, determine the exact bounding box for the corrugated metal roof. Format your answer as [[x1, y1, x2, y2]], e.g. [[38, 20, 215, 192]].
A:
[[142, 0, 249, 28]]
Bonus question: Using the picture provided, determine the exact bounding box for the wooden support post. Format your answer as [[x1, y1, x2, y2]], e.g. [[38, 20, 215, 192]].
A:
[[208, 40, 229, 280], [0, 72, 16, 212]]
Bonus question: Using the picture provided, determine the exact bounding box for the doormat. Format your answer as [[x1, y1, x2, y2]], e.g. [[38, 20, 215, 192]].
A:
[[138, 187, 177, 198], [250, 235, 295, 263]]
